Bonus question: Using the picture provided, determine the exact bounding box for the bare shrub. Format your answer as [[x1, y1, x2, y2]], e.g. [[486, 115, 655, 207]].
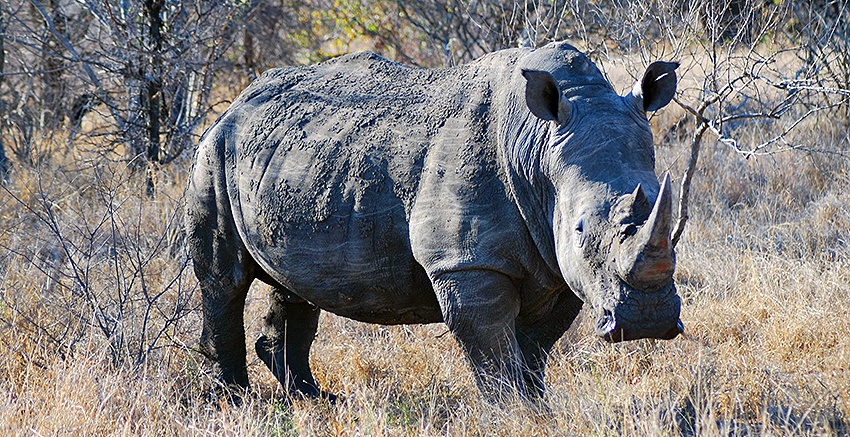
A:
[[0, 156, 197, 368]]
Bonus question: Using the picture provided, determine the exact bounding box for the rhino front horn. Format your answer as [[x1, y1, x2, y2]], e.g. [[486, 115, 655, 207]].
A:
[[641, 173, 673, 254], [618, 173, 675, 291]]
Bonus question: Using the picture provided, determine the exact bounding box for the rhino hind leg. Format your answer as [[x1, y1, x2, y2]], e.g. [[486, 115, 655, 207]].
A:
[[187, 196, 255, 398], [198, 275, 251, 397], [255, 288, 336, 402]]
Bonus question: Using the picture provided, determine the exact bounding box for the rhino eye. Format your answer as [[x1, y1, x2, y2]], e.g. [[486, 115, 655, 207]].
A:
[[574, 218, 587, 248]]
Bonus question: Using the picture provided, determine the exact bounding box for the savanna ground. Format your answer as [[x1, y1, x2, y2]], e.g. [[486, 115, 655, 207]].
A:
[[1, 2, 850, 436]]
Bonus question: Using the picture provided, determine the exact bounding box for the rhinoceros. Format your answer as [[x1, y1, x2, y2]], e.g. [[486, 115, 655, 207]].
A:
[[185, 41, 682, 400]]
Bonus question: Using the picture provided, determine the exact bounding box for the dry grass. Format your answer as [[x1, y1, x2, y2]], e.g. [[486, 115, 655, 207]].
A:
[[0, 72, 849, 436]]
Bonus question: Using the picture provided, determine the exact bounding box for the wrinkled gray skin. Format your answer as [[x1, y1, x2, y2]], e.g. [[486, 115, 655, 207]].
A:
[[186, 42, 682, 401]]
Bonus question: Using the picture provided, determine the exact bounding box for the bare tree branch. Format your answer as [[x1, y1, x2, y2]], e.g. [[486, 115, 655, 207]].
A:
[[29, 0, 127, 132]]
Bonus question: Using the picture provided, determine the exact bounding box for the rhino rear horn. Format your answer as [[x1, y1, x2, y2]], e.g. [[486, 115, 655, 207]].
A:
[[629, 183, 651, 220], [619, 173, 675, 291]]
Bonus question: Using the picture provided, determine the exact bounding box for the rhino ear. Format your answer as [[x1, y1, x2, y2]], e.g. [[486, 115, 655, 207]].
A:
[[631, 61, 679, 112], [522, 69, 570, 124]]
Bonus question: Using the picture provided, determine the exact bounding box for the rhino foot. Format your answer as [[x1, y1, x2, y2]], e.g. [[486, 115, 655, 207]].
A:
[[255, 334, 335, 402]]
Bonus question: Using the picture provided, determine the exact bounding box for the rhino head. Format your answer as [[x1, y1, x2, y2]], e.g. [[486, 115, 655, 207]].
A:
[[519, 51, 682, 343], [562, 173, 683, 343]]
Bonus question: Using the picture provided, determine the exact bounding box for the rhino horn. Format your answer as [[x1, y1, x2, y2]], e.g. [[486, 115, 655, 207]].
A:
[[619, 173, 675, 291], [640, 173, 673, 254], [629, 183, 651, 219]]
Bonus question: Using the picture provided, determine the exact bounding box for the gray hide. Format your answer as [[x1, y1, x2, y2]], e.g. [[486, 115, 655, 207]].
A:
[[185, 41, 682, 400]]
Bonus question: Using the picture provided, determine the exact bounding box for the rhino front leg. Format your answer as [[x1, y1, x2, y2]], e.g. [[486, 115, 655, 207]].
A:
[[433, 270, 527, 398], [515, 289, 583, 398], [255, 288, 335, 401]]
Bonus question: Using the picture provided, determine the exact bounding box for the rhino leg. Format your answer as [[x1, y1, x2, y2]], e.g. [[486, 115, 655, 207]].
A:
[[189, 225, 254, 396], [432, 270, 527, 399], [255, 288, 335, 401], [186, 144, 255, 397], [515, 289, 583, 398]]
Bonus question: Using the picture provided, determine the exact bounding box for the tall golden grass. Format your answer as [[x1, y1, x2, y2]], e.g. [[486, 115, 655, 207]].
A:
[[0, 61, 848, 436]]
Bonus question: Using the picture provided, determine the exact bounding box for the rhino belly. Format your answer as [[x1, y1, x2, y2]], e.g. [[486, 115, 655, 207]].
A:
[[235, 148, 441, 325], [247, 208, 441, 324]]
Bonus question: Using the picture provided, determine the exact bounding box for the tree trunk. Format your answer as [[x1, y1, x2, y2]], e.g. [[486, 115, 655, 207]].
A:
[[143, 0, 163, 165], [243, 26, 256, 78], [672, 124, 707, 248], [142, 0, 164, 196], [40, 0, 66, 132], [0, 3, 8, 182]]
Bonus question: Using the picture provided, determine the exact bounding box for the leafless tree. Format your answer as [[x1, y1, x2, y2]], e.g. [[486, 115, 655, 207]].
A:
[[71, 0, 252, 193], [1, 0, 252, 192], [0, 160, 196, 367], [0, 2, 7, 182], [650, 0, 850, 245]]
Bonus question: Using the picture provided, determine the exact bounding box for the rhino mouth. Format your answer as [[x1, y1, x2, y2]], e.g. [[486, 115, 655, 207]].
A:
[[594, 282, 682, 343], [597, 316, 683, 343]]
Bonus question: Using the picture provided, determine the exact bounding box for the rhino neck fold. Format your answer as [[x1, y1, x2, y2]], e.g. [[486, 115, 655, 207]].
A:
[[496, 98, 561, 277]]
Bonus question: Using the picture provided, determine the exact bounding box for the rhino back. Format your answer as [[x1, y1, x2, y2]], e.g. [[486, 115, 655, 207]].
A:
[[219, 52, 513, 323]]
